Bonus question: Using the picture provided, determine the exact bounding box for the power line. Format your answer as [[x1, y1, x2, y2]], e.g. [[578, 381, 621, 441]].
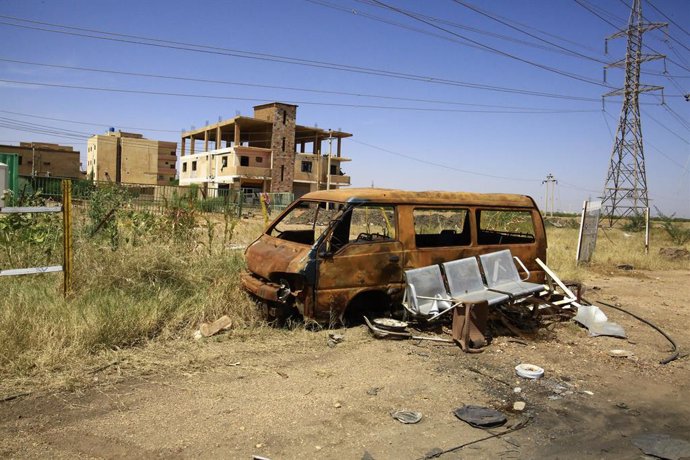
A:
[[451, 0, 607, 64], [0, 15, 602, 102], [647, 0, 690, 38], [369, 0, 612, 88], [0, 77, 604, 114], [350, 139, 540, 182], [311, 0, 604, 62], [0, 57, 600, 109], [0, 109, 180, 133]]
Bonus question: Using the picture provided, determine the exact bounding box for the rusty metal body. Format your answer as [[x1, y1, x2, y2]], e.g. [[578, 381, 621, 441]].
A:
[[242, 188, 547, 325]]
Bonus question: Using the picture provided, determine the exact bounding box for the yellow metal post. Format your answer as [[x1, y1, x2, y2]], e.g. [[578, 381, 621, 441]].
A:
[[62, 179, 73, 297]]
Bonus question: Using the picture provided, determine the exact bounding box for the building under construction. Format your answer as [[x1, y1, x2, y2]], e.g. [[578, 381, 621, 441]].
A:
[[178, 102, 351, 198]]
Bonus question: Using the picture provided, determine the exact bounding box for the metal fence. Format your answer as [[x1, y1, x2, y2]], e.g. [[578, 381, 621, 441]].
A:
[[16, 176, 294, 216]]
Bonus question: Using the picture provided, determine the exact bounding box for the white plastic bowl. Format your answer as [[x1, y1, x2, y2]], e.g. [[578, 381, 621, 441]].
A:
[[515, 363, 545, 379]]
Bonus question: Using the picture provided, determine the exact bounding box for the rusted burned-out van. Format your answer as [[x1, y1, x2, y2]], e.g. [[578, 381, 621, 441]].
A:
[[241, 188, 546, 324]]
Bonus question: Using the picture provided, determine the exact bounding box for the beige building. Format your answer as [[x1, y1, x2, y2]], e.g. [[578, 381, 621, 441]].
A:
[[87, 130, 177, 185], [0, 142, 81, 178], [178, 102, 351, 198]]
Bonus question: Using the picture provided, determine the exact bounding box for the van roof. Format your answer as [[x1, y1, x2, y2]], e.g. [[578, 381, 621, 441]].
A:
[[301, 188, 537, 208]]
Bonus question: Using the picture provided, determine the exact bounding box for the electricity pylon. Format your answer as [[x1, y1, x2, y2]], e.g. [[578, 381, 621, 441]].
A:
[[601, 0, 666, 226], [542, 173, 557, 217]]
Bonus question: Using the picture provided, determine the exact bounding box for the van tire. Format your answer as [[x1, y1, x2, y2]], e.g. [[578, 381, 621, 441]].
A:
[[343, 291, 391, 326]]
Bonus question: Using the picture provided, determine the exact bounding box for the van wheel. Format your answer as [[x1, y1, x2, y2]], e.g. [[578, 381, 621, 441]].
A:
[[343, 292, 391, 326], [262, 301, 299, 327]]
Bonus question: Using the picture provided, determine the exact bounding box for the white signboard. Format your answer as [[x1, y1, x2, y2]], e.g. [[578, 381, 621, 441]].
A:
[[576, 200, 601, 264]]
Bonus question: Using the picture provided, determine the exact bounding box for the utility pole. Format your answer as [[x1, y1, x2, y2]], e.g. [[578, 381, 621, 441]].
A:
[[542, 173, 557, 217], [601, 0, 666, 226]]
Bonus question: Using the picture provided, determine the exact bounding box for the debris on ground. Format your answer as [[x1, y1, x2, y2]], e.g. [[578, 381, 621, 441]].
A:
[[609, 349, 633, 358], [616, 264, 634, 271], [453, 405, 507, 428], [513, 401, 526, 411], [197, 315, 233, 338], [515, 364, 544, 379], [573, 305, 626, 338], [391, 410, 422, 424], [327, 332, 344, 348], [633, 433, 690, 460], [659, 247, 690, 260]]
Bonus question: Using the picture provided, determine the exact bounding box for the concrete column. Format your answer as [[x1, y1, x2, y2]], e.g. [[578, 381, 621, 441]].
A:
[[181, 137, 186, 156], [234, 123, 241, 147], [190, 136, 195, 156], [337, 137, 342, 157], [204, 130, 209, 152], [216, 126, 222, 149]]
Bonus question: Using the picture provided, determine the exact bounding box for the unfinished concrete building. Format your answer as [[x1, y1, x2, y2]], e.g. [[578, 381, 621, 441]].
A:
[[87, 130, 177, 185], [0, 142, 81, 178], [178, 102, 351, 198]]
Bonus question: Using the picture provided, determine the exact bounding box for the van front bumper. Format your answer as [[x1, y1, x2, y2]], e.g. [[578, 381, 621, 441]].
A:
[[240, 272, 284, 302]]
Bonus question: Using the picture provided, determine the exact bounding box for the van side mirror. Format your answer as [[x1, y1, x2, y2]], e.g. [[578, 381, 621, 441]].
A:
[[319, 249, 333, 259]]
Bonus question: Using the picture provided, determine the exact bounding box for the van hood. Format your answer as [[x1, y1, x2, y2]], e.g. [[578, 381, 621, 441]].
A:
[[245, 234, 314, 280]]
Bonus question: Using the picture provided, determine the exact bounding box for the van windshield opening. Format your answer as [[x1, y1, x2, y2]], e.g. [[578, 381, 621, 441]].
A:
[[269, 200, 344, 245]]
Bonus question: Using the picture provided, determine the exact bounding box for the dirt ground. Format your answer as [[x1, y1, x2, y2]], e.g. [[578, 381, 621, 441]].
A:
[[1, 269, 689, 459]]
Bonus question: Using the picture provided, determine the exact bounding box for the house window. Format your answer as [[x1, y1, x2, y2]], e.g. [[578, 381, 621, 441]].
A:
[[301, 161, 313, 173], [170, 164, 175, 169], [18, 155, 22, 165], [240, 156, 249, 166], [43, 162, 51, 166], [222, 157, 228, 168], [283, 110, 287, 124], [191, 161, 197, 171], [256, 157, 263, 163], [330, 164, 337, 175], [182, 162, 187, 172], [171, 151, 176, 156], [281, 137, 286, 151]]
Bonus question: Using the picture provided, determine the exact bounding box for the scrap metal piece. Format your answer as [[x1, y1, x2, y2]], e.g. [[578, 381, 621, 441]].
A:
[[453, 405, 507, 428], [573, 304, 626, 338], [391, 410, 422, 424]]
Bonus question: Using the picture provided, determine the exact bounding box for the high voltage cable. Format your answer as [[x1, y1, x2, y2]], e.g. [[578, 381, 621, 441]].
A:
[[350, 139, 541, 182], [0, 78, 604, 114], [0, 110, 179, 133], [369, 0, 612, 88], [309, 0, 601, 61], [0, 15, 601, 102], [574, 0, 690, 73], [451, 0, 607, 64], [647, 0, 690, 38], [424, 0, 603, 54], [0, 58, 599, 109]]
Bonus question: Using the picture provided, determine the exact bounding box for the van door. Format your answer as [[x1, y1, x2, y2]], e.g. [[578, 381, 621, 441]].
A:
[[315, 204, 403, 322]]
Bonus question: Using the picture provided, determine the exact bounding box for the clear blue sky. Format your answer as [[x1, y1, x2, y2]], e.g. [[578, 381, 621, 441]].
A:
[[0, 0, 688, 215]]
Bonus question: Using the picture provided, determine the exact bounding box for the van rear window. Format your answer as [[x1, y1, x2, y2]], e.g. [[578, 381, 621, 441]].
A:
[[477, 210, 535, 245], [413, 208, 470, 247]]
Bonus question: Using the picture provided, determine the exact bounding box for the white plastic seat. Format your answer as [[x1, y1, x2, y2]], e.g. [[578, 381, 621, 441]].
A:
[[442, 257, 510, 306], [478, 250, 545, 299]]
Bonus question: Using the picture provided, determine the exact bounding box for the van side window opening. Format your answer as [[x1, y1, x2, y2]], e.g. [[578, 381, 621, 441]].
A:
[[270, 201, 342, 245], [413, 208, 470, 247], [327, 205, 396, 253], [476, 209, 535, 245], [348, 206, 396, 243]]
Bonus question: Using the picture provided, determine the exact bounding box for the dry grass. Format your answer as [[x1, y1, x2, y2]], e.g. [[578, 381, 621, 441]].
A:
[[1, 205, 688, 395], [0, 208, 270, 391], [546, 222, 690, 281]]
